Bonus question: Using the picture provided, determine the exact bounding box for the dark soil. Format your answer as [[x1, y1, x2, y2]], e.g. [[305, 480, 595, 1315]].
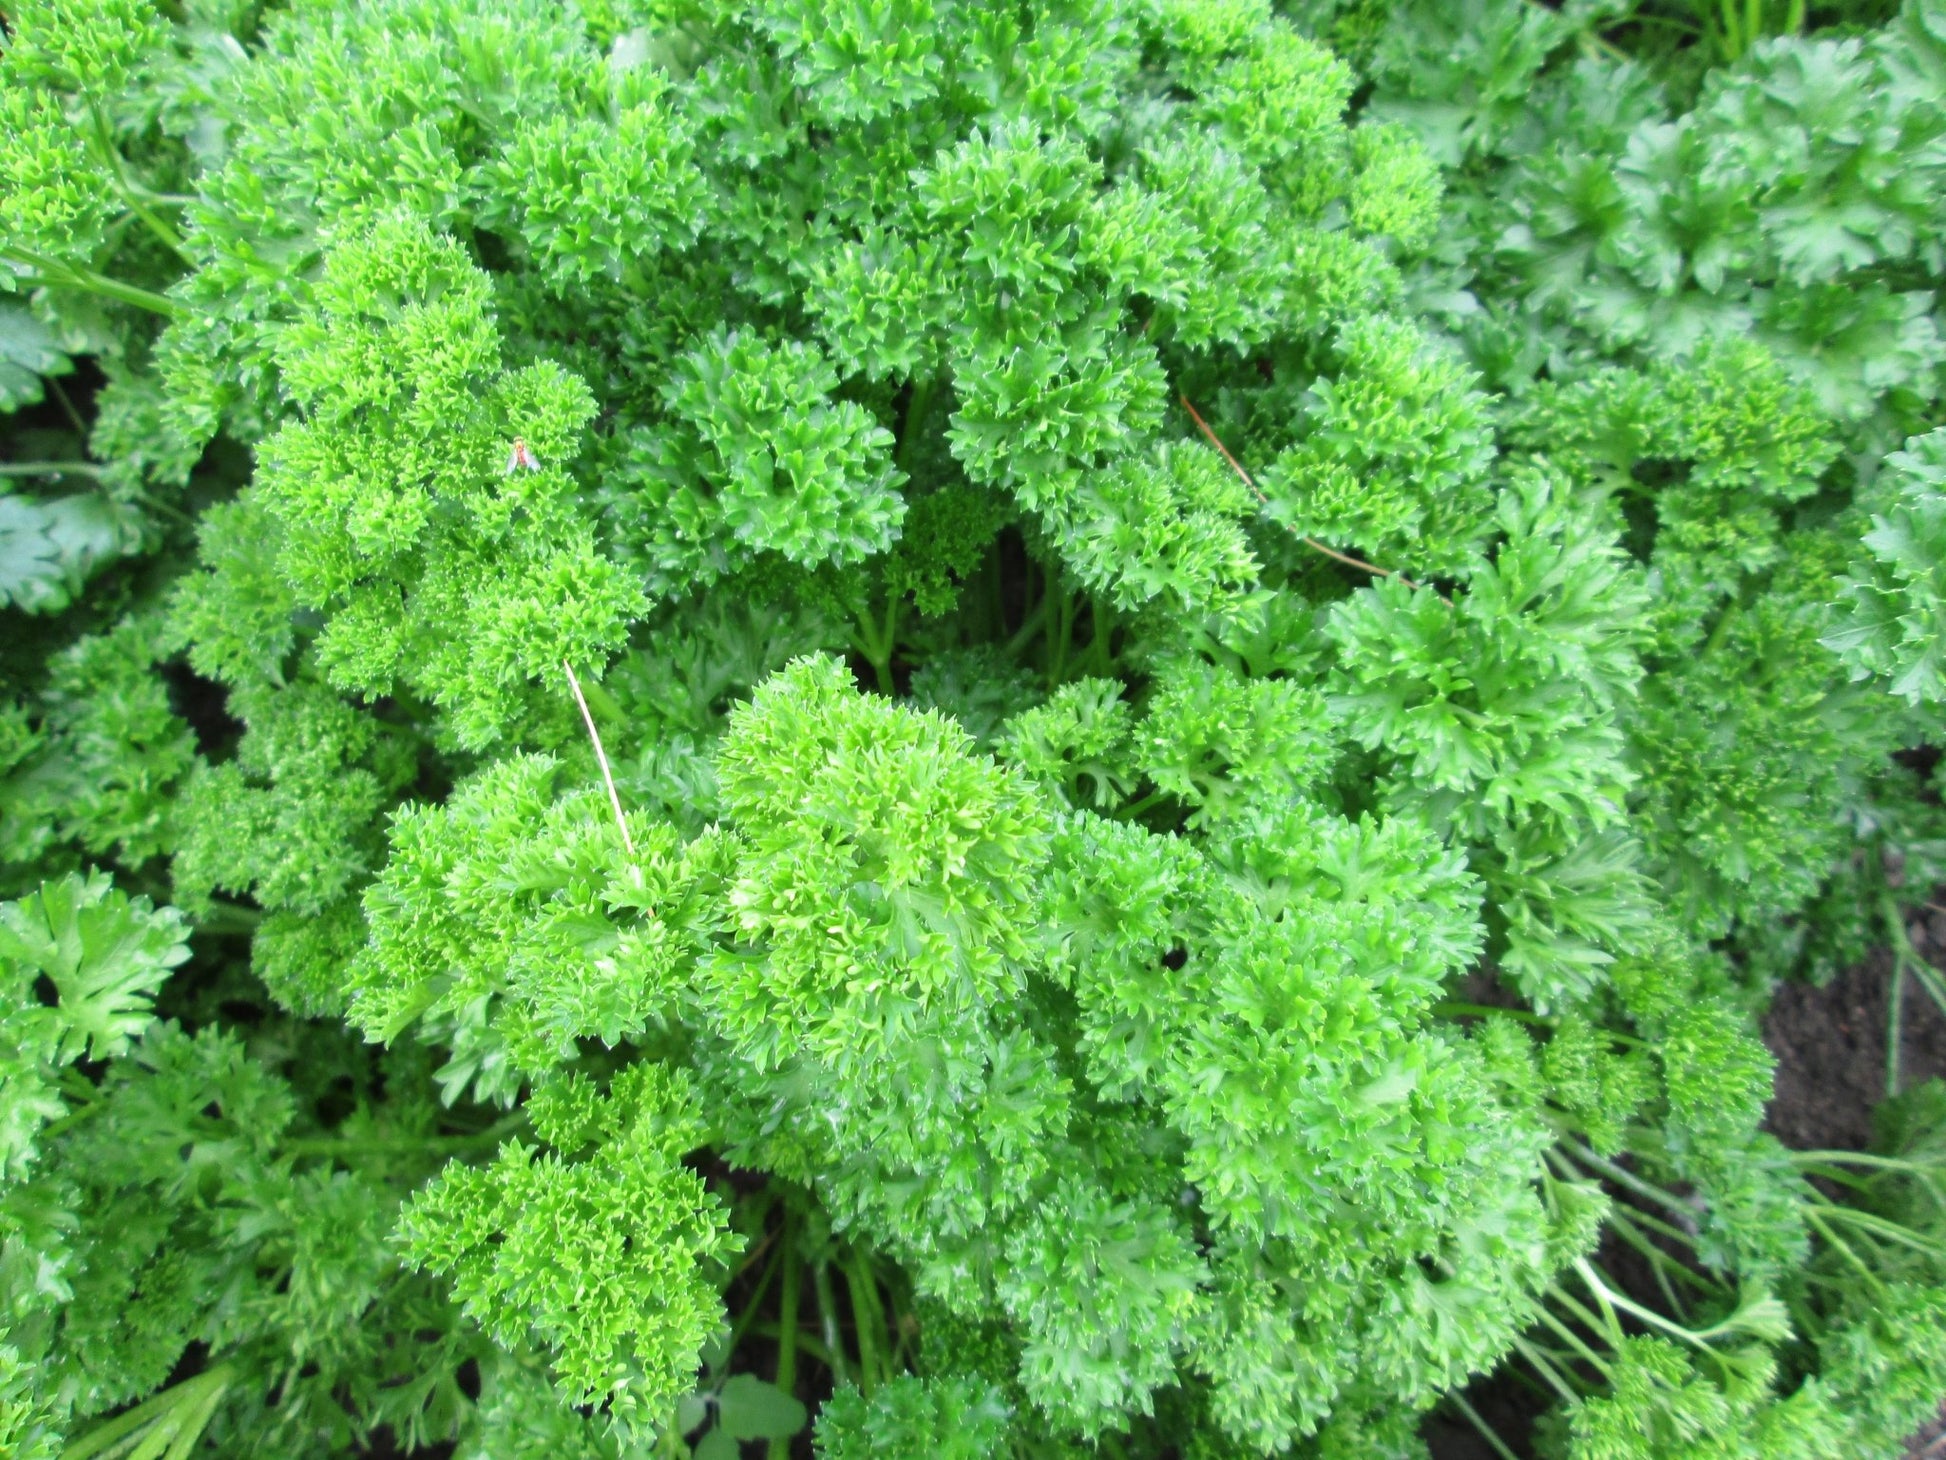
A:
[[1425, 906, 1946, 1460], [1763, 907, 1946, 1460], [1765, 909, 1946, 1153]]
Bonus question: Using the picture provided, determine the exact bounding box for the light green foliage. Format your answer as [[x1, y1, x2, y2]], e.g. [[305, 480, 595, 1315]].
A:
[[607, 327, 906, 592], [474, 76, 705, 289], [1539, 1014, 1651, 1158], [400, 1064, 738, 1438], [1327, 471, 1650, 1006], [1818, 1283, 1946, 1457], [813, 1373, 1009, 1460], [1263, 314, 1497, 577], [0, 1332, 63, 1460], [1828, 427, 1946, 702], [1362, 0, 1570, 164], [452, 1356, 626, 1460], [1396, 0, 1946, 437], [1038, 799, 1555, 1443], [172, 678, 417, 918], [0, 871, 187, 1180], [997, 1176, 1203, 1427], [1, 0, 171, 98], [1132, 657, 1335, 824], [256, 215, 638, 749], [1556, 1282, 1946, 1460], [351, 753, 723, 1102], [1001, 677, 1137, 808], [0, 86, 121, 264], [165, 492, 302, 688], [1630, 541, 1891, 940], [709, 655, 1048, 1075], [1328, 472, 1644, 839], [1, 615, 195, 873], [1513, 340, 1838, 637], [7, 0, 1946, 1457], [1061, 442, 1260, 615]]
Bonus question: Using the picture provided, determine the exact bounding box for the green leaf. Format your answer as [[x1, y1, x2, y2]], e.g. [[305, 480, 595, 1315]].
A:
[[0, 304, 70, 412], [675, 1392, 709, 1436], [692, 1427, 738, 1460], [0, 871, 191, 1065], [715, 1374, 806, 1440], [0, 492, 145, 614]]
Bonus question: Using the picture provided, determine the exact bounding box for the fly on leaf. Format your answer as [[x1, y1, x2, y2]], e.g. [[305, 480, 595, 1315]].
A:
[[505, 437, 540, 473]]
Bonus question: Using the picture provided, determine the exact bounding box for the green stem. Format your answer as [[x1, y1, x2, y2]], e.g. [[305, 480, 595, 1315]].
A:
[[46, 376, 90, 437], [1572, 1258, 1746, 1359], [1108, 788, 1171, 823], [1700, 598, 1741, 660], [855, 601, 897, 695], [845, 1250, 883, 1396], [875, 596, 900, 693], [720, 1243, 782, 1377], [976, 537, 1004, 643], [2, 245, 182, 316], [282, 1112, 528, 1160], [752, 1322, 836, 1371], [1511, 1335, 1584, 1406], [1004, 596, 1049, 659], [1616, 1203, 1710, 1256], [1562, 1140, 1702, 1227], [1882, 892, 1946, 1069], [38, 1093, 112, 1142], [193, 899, 263, 934], [813, 1259, 850, 1387], [1790, 1150, 1946, 1174], [1435, 1002, 1554, 1027], [1811, 1202, 1946, 1259], [86, 97, 191, 263], [768, 1209, 801, 1460], [158, 1367, 232, 1460], [898, 377, 938, 474], [1889, 947, 1906, 1099], [0, 461, 103, 478], [63, 1364, 235, 1460], [1087, 594, 1113, 676], [1550, 1280, 1625, 1351], [1906, 949, 1946, 1024], [1449, 1395, 1521, 1460], [1602, 1210, 1698, 1314], [1047, 582, 1075, 685], [1802, 1205, 1888, 1299], [1535, 1303, 1617, 1380]]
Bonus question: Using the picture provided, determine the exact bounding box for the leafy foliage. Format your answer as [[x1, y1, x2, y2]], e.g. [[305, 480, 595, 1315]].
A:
[[5, 0, 1946, 1458]]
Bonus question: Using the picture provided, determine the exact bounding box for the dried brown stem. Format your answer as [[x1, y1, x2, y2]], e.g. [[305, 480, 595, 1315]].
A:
[[563, 660, 635, 857], [1177, 393, 1450, 605]]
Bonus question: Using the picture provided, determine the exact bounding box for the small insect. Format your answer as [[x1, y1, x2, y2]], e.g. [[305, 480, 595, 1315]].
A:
[[505, 437, 540, 474]]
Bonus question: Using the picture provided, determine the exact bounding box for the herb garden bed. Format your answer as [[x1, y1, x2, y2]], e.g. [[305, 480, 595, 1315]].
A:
[[8, 2, 1946, 1459]]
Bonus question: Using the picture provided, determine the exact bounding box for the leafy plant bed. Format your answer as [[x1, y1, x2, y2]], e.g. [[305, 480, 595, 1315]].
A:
[[8, 1, 1946, 1458], [1424, 915, 1946, 1460]]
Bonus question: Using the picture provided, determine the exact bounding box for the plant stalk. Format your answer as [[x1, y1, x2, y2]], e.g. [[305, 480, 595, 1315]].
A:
[[2, 245, 182, 316], [813, 1259, 850, 1387], [768, 1207, 801, 1460]]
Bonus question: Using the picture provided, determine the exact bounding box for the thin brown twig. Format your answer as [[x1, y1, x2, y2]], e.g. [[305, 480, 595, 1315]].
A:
[[734, 1226, 781, 1279], [1177, 392, 1451, 605], [563, 660, 635, 857]]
